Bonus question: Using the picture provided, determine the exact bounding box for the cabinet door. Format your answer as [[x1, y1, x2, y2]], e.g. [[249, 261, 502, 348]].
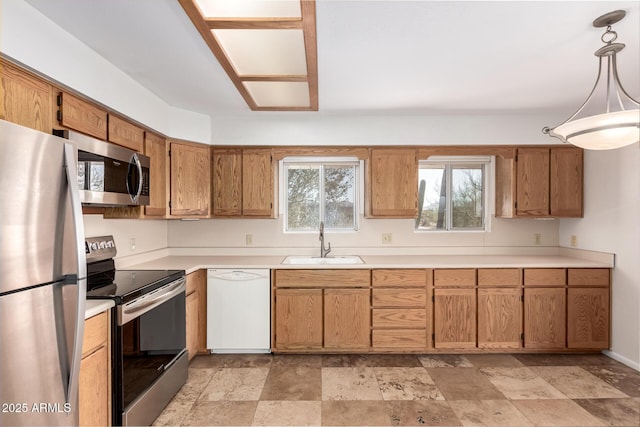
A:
[[79, 345, 109, 427], [524, 288, 566, 349], [108, 115, 144, 152], [369, 148, 417, 217], [79, 312, 110, 427], [0, 60, 53, 133], [324, 289, 370, 349], [57, 92, 107, 139], [478, 287, 522, 349], [567, 288, 609, 349], [275, 289, 323, 349], [434, 288, 476, 349], [516, 148, 550, 216], [212, 149, 242, 216], [170, 142, 210, 217], [144, 132, 167, 217], [550, 147, 583, 217], [186, 290, 199, 361], [242, 148, 273, 216]]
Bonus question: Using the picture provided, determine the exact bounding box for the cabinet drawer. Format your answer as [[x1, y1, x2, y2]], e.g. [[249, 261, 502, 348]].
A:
[[372, 309, 426, 328], [372, 289, 426, 307], [434, 269, 476, 287], [275, 269, 370, 288], [372, 329, 427, 349], [524, 269, 566, 286], [568, 269, 610, 287], [478, 269, 521, 287], [372, 269, 429, 287], [82, 311, 108, 356]]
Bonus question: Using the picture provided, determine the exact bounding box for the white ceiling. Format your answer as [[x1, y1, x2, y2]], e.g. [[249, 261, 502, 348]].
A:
[[23, 0, 640, 117]]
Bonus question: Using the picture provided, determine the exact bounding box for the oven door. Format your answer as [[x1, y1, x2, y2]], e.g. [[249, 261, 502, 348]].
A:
[[114, 278, 187, 426]]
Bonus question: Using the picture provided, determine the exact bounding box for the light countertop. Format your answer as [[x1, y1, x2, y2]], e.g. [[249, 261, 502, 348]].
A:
[[125, 254, 612, 275], [85, 299, 114, 319]]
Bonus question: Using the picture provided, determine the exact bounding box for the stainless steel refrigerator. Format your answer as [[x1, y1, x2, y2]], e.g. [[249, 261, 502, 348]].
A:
[[0, 119, 87, 426]]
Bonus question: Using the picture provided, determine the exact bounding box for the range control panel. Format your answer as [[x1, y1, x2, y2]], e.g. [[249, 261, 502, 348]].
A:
[[85, 235, 117, 263]]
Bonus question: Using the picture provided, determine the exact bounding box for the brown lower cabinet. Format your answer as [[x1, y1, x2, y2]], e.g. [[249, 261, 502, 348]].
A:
[[79, 311, 111, 427], [271, 267, 610, 353], [523, 287, 566, 349], [186, 270, 207, 360], [275, 288, 323, 349], [477, 287, 523, 349], [273, 269, 371, 351], [371, 269, 431, 351], [324, 289, 370, 349]]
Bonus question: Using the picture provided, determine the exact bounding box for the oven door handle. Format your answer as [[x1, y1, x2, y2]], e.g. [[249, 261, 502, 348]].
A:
[[119, 278, 186, 325]]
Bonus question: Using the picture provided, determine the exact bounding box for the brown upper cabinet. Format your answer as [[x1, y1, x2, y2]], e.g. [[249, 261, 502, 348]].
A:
[[144, 132, 168, 217], [496, 146, 583, 218], [367, 148, 418, 218], [212, 148, 274, 218], [1, 60, 53, 133], [169, 141, 211, 218], [108, 114, 144, 152], [57, 91, 108, 140]]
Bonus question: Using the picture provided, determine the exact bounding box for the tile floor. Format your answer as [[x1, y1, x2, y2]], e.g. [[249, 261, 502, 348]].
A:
[[153, 353, 640, 426]]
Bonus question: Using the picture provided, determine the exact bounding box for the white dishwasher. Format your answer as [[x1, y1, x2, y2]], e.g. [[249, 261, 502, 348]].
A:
[[207, 269, 271, 353]]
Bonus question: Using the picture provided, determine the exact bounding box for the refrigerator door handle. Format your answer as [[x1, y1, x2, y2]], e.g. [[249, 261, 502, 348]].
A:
[[64, 142, 87, 405]]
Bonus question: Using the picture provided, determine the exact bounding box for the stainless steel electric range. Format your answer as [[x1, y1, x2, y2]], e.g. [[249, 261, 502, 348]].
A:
[[85, 236, 187, 426]]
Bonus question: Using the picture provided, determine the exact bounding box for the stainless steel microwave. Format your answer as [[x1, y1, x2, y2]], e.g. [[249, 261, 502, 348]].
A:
[[54, 129, 150, 206]]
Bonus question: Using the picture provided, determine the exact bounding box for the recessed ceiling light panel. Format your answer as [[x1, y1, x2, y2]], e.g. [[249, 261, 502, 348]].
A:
[[244, 81, 310, 107], [213, 29, 307, 75], [194, 0, 301, 18]]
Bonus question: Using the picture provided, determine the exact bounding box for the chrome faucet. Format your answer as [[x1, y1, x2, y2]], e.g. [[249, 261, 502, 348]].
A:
[[319, 221, 331, 258]]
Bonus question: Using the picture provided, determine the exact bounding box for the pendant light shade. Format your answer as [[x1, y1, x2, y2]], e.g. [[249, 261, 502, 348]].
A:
[[544, 10, 639, 150]]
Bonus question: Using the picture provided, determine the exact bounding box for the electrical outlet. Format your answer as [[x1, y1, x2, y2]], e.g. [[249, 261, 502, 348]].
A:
[[246, 234, 253, 246], [129, 238, 136, 251], [570, 235, 577, 247], [382, 233, 393, 244], [534, 233, 541, 245]]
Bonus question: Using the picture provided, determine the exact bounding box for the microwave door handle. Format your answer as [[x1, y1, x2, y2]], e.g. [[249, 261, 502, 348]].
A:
[[133, 153, 143, 201], [126, 153, 143, 203], [63, 142, 87, 406]]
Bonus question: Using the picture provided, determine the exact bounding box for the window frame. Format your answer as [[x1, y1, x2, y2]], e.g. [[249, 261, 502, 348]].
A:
[[281, 157, 361, 233], [416, 156, 493, 232]]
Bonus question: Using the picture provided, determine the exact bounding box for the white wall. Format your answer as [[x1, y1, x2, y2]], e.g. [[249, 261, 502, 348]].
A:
[[210, 111, 560, 146], [83, 215, 168, 262], [560, 144, 640, 369], [168, 216, 558, 256], [1, 0, 211, 143]]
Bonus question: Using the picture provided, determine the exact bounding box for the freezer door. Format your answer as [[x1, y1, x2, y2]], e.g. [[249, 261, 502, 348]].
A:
[[0, 281, 80, 426], [0, 120, 82, 294]]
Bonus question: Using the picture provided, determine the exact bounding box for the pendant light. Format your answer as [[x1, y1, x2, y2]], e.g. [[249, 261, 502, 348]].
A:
[[543, 10, 639, 150]]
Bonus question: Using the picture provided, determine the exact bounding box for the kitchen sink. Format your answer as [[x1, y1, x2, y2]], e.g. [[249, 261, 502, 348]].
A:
[[281, 255, 365, 265]]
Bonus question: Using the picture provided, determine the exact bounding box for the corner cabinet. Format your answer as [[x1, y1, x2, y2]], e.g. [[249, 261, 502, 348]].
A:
[[367, 148, 418, 218], [169, 141, 211, 218], [212, 148, 274, 218], [496, 146, 583, 218]]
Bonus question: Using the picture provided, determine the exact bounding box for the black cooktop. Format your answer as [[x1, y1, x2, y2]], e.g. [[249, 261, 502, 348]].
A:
[[86, 267, 185, 304]]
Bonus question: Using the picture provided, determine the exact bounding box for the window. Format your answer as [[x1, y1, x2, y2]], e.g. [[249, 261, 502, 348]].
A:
[[416, 157, 491, 231], [284, 159, 359, 231]]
